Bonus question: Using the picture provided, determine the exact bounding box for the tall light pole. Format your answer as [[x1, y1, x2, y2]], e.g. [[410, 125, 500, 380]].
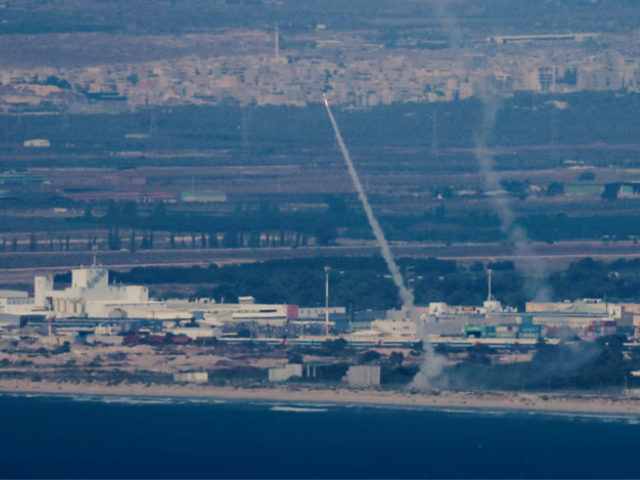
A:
[[325, 266, 330, 337]]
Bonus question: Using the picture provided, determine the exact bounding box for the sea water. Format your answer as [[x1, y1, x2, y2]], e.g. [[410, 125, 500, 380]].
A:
[[1, 394, 639, 479]]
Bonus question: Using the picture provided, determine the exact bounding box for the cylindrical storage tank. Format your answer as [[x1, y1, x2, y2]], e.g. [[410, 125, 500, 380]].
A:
[[34, 276, 53, 309]]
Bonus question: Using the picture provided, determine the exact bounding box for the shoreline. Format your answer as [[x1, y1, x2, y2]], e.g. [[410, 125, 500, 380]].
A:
[[2, 380, 640, 417]]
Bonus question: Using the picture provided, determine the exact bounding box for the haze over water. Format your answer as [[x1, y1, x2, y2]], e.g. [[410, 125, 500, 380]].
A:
[[1, 395, 639, 479]]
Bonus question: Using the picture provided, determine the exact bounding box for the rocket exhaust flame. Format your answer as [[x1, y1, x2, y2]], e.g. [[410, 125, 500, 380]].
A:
[[323, 98, 444, 386]]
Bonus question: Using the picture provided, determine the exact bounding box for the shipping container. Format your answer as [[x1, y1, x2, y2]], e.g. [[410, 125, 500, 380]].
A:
[[123, 335, 141, 345], [497, 332, 516, 339], [171, 335, 191, 344], [520, 327, 541, 333], [520, 333, 540, 339]]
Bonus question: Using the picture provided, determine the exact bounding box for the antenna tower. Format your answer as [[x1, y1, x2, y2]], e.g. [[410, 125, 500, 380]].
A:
[[487, 269, 497, 302], [325, 266, 330, 337], [406, 266, 416, 296]]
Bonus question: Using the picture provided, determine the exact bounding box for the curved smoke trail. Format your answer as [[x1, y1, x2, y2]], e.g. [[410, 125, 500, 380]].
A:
[[323, 96, 446, 386]]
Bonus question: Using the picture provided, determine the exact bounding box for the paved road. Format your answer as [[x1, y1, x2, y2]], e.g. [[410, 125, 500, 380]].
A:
[[0, 241, 638, 284]]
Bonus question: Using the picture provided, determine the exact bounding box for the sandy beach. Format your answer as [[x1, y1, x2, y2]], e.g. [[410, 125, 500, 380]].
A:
[[2, 379, 640, 416]]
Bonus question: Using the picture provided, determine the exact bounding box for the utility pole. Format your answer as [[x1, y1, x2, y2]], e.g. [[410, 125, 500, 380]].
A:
[[241, 106, 249, 150], [149, 108, 157, 137], [431, 109, 438, 159], [325, 266, 330, 337], [550, 106, 558, 162]]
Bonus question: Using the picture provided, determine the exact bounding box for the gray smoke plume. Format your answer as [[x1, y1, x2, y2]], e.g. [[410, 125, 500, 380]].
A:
[[473, 83, 550, 301], [430, 0, 550, 301], [323, 97, 445, 386]]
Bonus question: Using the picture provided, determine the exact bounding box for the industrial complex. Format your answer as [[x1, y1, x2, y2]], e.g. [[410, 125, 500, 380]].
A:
[[0, 263, 637, 349]]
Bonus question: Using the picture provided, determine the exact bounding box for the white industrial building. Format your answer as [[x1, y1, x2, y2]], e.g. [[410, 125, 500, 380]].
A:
[[0, 290, 37, 332], [29, 266, 289, 326], [371, 318, 417, 338], [297, 307, 346, 318], [23, 139, 50, 148], [38, 265, 151, 318], [0, 290, 35, 314], [526, 300, 633, 327], [368, 300, 517, 340]]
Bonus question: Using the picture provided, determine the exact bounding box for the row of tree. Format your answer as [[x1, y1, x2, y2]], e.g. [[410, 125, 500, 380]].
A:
[[77, 198, 640, 246], [0, 234, 71, 252], [0, 228, 334, 253], [107, 228, 155, 252], [51, 256, 640, 309], [104, 228, 320, 251]]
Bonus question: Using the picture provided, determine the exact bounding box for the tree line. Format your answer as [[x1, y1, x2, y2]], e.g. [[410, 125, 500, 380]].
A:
[[78, 200, 640, 246], [10, 205, 640, 254], [51, 256, 640, 311]]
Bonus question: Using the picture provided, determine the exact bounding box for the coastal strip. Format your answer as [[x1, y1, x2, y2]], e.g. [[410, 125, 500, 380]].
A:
[[2, 380, 640, 417]]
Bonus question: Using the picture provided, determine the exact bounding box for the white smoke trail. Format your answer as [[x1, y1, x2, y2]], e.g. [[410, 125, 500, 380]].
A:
[[323, 96, 446, 386], [323, 97, 414, 309]]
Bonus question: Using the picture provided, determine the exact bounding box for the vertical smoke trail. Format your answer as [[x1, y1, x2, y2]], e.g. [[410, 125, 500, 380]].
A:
[[431, 0, 550, 301], [323, 97, 446, 385], [473, 83, 550, 300]]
